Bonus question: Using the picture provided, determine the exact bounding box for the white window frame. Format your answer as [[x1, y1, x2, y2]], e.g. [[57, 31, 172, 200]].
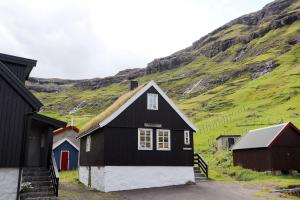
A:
[[86, 135, 91, 152], [184, 130, 190, 145], [156, 129, 171, 151], [138, 128, 153, 150], [147, 93, 158, 110]]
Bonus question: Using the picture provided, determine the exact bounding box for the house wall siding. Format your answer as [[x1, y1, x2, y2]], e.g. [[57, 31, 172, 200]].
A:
[[80, 129, 104, 166], [104, 127, 194, 166], [269, 147, 300, 170], [271, 126, 300, 147], [269, 126, 300, 170], [233, 148, 271, 171], [0, 76, 32, 167]]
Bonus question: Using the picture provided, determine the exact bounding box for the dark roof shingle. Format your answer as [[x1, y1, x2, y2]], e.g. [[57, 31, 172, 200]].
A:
[[232, 123, 288, 150]]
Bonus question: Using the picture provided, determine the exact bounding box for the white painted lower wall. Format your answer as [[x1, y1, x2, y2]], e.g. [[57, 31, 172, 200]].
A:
[[79, 166, 195, 192], [78, 166, 89, 186], [0, 168, 19, 200]]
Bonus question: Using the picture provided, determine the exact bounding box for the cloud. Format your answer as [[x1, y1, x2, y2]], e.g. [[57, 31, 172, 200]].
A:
[[0, 0, 272, 79]]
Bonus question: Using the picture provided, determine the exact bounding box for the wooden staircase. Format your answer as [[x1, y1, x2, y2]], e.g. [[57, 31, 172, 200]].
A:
[[20, 167, 57, 200], [194, 153, 208, 182], [20, 152, 60, 200]]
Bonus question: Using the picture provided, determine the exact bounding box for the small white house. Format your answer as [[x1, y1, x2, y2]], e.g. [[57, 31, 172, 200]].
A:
[[216, 135, 240, 150]]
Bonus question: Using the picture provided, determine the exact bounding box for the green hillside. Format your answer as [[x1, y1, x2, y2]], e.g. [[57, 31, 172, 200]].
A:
[[31, 0, 300, 182]]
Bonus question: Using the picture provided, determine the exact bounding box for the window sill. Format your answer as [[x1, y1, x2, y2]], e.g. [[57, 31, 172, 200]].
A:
[[138, 148, 153, 151]]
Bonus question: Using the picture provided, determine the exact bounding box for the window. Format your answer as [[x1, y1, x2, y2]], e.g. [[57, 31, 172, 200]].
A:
[[157, 129, 171, 150], [138, 128, 153, 150], [184, 130, 190, 145], [228, 138, 235, 148], [147, 93, 158, 110], [86, 135, 91, 152]]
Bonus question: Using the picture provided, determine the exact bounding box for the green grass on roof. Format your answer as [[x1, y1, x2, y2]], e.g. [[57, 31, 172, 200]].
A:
[[79, 84, 145, 134]]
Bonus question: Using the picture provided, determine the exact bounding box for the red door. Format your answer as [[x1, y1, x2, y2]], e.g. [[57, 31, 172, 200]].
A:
[[61, 151, 69, 170]]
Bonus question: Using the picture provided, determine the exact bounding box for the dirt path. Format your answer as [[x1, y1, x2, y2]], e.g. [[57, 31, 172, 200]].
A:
[[58, 182, 126, 200], [58, 181, 289, 200]]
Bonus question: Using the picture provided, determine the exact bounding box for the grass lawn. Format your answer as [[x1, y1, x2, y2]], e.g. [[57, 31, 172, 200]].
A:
[[59, 170, 78, 183], [58, 170, 124, 200]]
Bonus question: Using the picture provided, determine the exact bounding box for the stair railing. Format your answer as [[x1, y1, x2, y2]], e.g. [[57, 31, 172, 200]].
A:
[[194, 153, 208, 178], [50, 151, 59, 196]]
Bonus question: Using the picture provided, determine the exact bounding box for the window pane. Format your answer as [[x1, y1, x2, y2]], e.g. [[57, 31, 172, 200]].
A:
[[164, 143, 169, 149], [159, 137, 163, 142], [164, 137, 168, 143]]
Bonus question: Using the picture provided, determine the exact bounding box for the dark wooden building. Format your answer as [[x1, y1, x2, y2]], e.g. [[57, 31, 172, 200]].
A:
[[232, 122, 300, 172], [0, 53, 66, 199], [78, 80, 200, 192]]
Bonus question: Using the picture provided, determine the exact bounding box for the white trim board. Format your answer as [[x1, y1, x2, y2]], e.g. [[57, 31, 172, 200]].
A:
[[53, 138, 79, 151], [266, 122, 289, 147], [79, 81, 197, 138], [100, 81, 198, 131]]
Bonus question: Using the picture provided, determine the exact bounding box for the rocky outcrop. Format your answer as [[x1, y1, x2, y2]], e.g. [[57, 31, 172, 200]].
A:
[[27, 0, 296, 94], [146, 53, 194, 74], [182, 60, 279, 97], [28, 77, 78, 85], [26, 84, 63, 93], [73, 68, 145, 90], [199, 38, 239, 58], [145, 0, 298, 74], [27, 68, 146, 92]]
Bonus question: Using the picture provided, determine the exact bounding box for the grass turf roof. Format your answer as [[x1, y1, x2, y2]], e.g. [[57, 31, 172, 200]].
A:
[[79, 84, 145, 134]]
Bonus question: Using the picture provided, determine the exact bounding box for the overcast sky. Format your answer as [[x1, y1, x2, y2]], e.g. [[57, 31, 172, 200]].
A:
[[0, 0, 273, 79]]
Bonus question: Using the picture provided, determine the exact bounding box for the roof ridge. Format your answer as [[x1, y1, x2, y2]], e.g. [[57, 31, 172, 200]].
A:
[[78, 80, 198, 138], [248, 122, 288, 132], [53, 138, 79, 151], [0, 61, 43, 110]]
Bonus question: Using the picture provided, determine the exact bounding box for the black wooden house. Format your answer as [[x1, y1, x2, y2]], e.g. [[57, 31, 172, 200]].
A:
[[78, 81, 204, 192], [0, 53, 66, 199]]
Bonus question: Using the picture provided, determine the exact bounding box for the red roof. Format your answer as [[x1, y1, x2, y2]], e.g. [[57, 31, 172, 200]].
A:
[[53, 126, 80, 136]]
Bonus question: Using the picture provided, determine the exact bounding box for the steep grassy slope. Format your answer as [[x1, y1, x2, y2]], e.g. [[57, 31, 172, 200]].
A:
[[31, 0, 300, 181], [35, 20, 300, 137]]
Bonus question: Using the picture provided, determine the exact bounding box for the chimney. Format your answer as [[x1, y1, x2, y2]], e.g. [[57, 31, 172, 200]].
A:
[[128, 80, 138, 91]]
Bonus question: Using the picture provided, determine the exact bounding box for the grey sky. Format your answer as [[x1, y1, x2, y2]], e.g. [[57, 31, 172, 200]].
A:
[[0, 0, 273, 79]]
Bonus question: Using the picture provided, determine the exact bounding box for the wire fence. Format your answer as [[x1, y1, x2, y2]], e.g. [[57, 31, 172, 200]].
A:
[[198, 105, 285, 135]]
